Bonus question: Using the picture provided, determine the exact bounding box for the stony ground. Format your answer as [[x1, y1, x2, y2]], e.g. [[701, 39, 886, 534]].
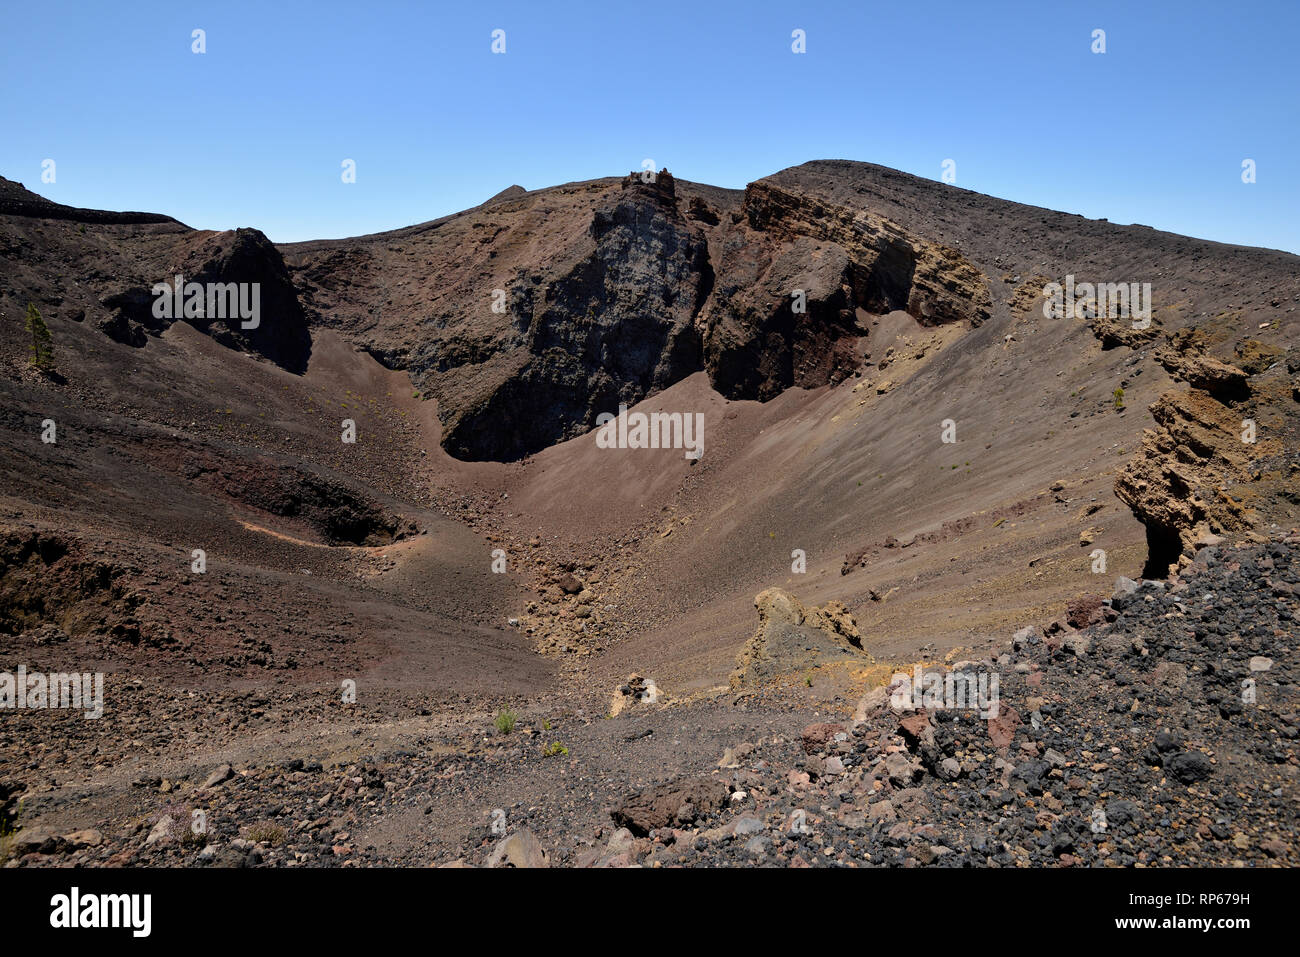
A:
[[633, 533, 1299, 868], [4, 534, 1294, 868]]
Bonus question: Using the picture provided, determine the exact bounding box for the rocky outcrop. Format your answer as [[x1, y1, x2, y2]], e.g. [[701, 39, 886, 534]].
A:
[[1115, 389, 1257, 576], [98, 228, 311, 373], [740, 182, 991, 327], [702, 181, 991, 400], [1156, 330, 1250, 401], [441, 174, 996, 444], [485, 828, 549, 867], [1110, 325, 1299, 577], [702, 231, 862, 400], [731, 588, 873, 689], [172, 228, 312, 373], [94, 305, 148, 348], [434, 172, 711, 460]]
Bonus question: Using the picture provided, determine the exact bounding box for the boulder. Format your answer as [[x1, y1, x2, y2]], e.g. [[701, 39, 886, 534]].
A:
[[612, 778, 730, 836], [486, 828, 549, 868]]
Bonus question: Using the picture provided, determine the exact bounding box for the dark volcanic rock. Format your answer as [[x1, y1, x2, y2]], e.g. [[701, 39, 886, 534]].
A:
[[612, 777, 730, 836], [703, 180, 989, 401], [93, 229, 311, 371], [436, 172, 710, 461], [94, 307, 148, 347], [1165, 751, 1214, 784], [176, 228, 312, 373], [283, 163, 1000, 463]]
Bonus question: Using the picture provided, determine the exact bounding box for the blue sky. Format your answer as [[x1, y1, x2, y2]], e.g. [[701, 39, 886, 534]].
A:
[[3, 0, 1297, 250]]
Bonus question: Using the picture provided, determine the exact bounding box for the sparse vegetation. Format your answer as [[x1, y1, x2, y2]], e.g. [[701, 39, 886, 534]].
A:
[[246, 821, 287, 846], [179, 818, 207, 847], [1113, 387, 1125, 410], [25, 302, 54, 371], [542, 741, 568, 757], [495, 706, 518, 734]]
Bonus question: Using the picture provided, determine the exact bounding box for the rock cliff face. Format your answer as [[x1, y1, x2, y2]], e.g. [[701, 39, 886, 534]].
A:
[[428, 170, 995, 457], [285, 168, 995, 459], [436, 173, 712, 461], [1115, 389, 1256, 576], [701, 181, 991, 400], [1114, 329, 1297, 576]]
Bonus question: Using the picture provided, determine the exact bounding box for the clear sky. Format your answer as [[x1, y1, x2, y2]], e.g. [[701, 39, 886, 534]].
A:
[[3, 0, 1296, 251]]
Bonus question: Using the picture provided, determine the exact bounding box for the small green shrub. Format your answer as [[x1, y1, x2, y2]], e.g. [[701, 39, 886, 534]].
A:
[[24, 302, 54, 371], [495, 707, 518, 734]]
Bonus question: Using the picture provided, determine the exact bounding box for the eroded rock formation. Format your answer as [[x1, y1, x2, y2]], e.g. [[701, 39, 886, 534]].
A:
[[731, 588, 873, 689], [1115, 389, 1257, 576], [98, 228, 311, 372], [701, 181, 991, 400], [435, 172, 712, 460], [1115, 329, 1296, 576]]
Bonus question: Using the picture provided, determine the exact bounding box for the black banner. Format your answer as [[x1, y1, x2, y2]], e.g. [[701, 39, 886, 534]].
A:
[[0, 866, 1272, 942]]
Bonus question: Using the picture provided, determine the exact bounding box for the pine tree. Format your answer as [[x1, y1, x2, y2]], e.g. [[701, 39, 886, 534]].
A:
[[24, 302, 54, 371]]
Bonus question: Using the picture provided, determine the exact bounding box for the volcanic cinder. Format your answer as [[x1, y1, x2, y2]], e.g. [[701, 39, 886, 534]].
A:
[[1, 161, 1296, 867]]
